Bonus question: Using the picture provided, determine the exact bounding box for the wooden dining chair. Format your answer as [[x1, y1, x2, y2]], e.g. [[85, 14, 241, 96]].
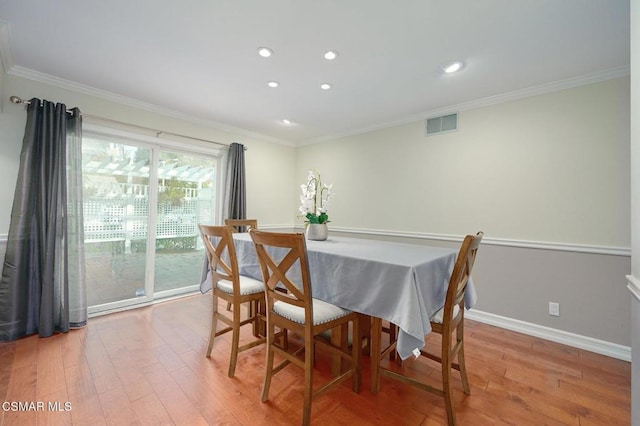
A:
[[249, 229, 361, 426], [371, 231, 483, 426], [198, 224, 266, 378], [223, 218, 259, 312], [224, 218, 258, 233]]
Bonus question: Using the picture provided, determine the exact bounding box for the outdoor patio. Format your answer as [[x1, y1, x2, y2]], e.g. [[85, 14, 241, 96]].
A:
[[85, 241, 206, 307]]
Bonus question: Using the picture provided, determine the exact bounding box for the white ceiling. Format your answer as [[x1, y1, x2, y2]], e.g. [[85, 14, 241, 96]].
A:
[[0, 0, 630, 145]]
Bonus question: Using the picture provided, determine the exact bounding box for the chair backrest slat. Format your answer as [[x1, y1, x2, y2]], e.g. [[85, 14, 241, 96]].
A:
[[250, 230, 313, 319], [443, 231, 483, 324], [198, 224, 240, 291], [225, 218, 258, 233]]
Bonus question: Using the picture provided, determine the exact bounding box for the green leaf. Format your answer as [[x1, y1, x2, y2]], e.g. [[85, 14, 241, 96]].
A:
[[306, 213, 320, 224], [318, 212, 329, 224]]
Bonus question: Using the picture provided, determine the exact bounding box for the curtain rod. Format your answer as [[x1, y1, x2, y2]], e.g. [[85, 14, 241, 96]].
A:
[[8, 95, 246, 150]]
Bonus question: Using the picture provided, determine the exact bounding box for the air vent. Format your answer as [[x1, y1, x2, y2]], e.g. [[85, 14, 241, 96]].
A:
[[425, 113, 458, 136]]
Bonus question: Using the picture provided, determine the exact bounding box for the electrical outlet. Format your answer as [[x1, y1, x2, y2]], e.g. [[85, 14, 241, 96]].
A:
[[548, 302, 560, 317]]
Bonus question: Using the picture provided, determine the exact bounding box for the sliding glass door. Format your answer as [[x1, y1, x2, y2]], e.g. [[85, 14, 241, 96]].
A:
[[153, 150, 216, 297], [82, 129, 220, 314]]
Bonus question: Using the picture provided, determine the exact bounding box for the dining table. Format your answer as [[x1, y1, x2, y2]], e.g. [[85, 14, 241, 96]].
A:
[[224, 232, 477, 361]]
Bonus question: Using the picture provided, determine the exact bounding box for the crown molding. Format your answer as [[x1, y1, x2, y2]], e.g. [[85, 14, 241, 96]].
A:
[[299, 65, 631, 146], [5, 64, 295, 148], [0, 18, 628, 149], [0, 23, 291, 146]]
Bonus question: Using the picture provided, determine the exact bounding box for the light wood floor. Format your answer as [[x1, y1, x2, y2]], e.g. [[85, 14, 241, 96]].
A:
[[0, 294, 631, 425]]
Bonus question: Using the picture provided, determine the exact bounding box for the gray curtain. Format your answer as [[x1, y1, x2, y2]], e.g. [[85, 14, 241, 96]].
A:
[[0, 98, 87, 341], [200, 142, 246, 293], [226, 142, 246, 220]]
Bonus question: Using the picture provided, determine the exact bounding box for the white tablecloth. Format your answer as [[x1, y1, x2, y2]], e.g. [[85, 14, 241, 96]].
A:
[[224, 233, 477, 360]]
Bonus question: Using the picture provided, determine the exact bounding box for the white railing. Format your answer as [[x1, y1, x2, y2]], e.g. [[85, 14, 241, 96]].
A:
[[84, 185, 210, 247]]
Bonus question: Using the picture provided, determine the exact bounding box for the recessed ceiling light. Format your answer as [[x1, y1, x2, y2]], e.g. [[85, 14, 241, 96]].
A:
[[281, 119, 292, 125], [443, 61, 464, 74], [320, 83, 332, 90], [267, 81, 279, 88], [323, 50, 339, 60], [258, 47, 273, 58]]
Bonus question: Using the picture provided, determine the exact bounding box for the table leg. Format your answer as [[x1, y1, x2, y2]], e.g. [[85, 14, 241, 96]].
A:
[[330, 314, 370, 377], [358, 313, 371, 355], [370, 316, 382, 394], [330, 325, 344, 377], [252, 299, 266, 338]]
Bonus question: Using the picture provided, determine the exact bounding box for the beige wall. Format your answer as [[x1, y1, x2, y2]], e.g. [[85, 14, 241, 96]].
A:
[[296, 78, 632, 347], [296, 78, 630, 248]]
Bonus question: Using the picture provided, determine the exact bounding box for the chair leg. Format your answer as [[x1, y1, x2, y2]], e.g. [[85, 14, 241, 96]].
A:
[[389, 323, 403, 366], [457, 324, 470, 395], [352, 316, 361, 393], [458, 343, 470, 395], [261, 323, 275, 403], [329, 325, 346, 376], [389, 322, 397, 361], [249, 300, 256, 336], [302, 335, 314, 426], [442, 336, 457, 426], [442, 361, 457, 426], [228, 304, 241, 377], [282, 328, 289, 350], [206, 294, 219, 357]]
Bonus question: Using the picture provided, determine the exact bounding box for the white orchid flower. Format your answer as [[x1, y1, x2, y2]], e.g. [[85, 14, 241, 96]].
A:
[[298, 169, 331, 224]]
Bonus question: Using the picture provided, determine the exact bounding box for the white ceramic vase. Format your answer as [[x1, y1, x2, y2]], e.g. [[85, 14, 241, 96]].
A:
[[305, 223, 328, 241]]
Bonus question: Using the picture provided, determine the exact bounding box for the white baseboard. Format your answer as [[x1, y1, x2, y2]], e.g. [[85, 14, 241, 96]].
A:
[[466, 309, 631, 362]]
